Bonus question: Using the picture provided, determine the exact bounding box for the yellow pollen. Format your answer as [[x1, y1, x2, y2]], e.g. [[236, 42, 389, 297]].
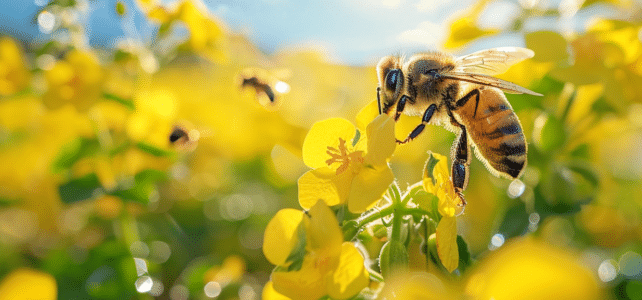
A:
[[325, 138, 364, 175]]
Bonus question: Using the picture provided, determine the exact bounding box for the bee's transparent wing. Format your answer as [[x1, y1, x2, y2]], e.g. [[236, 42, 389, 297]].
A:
[[454, 47, 534, 75], [440, 72, 543, 96]]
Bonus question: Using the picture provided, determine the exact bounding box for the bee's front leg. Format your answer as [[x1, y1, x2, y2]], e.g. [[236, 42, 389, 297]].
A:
[[396, 104, 437, 144], [451, 125, 470, 206]]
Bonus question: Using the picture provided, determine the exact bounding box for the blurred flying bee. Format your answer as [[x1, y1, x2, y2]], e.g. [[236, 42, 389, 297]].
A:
[[169, 124, 200, 151], [376, 47, 542, 204], [237, 67, 290, 109]]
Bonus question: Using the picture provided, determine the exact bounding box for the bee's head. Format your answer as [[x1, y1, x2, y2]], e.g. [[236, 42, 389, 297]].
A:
[[376, 56, 404, 115]]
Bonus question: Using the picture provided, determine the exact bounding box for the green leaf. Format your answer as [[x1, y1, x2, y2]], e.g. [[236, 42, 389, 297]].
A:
[[136, 142, 174, 157], [626, 280, 642, 300], [58, 173, 102, 204], [532, 112, 566, 153], [498, 201, 529, 239], [456, 235, 471, 272], [103, 93, 135, 110], [51, 137, 100, 173], [342, 220, 360, 241], [111, 169, 166, 203]]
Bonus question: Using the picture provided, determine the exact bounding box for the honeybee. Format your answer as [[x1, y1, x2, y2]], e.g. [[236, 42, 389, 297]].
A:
[[376, 47, 542, 204], [237, 67, 290, 109], [169, 125, 200, 151]]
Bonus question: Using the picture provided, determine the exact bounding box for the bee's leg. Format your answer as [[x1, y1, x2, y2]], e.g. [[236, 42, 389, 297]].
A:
[[455, 89, 481, 119], [394, 95, 409, 121], [377, 87, 382, 115], [397, 104, 437, 144], [451, 125, 470, 206]]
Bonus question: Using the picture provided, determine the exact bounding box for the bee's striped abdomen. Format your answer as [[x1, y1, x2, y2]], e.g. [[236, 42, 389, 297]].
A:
[[457, 87, 527, 179]]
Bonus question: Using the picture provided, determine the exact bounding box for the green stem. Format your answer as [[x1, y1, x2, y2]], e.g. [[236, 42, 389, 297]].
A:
[[356, 205, 394, 228], [390, 207, 402, 242], [401, 207, 434, 220], [389, 183, 401, 204], [368, 270, 384, 282]]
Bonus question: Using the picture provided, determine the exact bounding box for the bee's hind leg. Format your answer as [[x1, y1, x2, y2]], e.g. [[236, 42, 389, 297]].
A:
[[396, 104, 437, 144], [451, 125, 470, 206]]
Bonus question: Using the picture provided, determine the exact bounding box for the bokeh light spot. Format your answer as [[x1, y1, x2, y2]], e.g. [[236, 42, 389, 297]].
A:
[[274, 81, 290, 94], [37, 11, 55, 34], [507, 179, 526, 198], [134, 258, 148, 276], [489, 233, 505, 250], [619, 252, 642, 278], [130, 241, 150, 258], [150, 241, 172, 264], [204, 281, 222, 298], [135, 276, 153, 293], [598, 260, 618, 282]]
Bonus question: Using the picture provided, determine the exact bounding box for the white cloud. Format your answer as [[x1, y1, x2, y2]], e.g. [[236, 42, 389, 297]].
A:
[[396, 21, 445, 47], [382, 0, 403, 8], [415, 0, 447, 12]]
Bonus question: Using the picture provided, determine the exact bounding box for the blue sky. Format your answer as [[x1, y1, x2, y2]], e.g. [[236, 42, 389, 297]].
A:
[[0, 0, 616, 65]]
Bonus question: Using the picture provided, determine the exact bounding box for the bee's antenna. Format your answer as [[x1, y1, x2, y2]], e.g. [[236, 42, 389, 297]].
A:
[[376, 87, 382, 115]]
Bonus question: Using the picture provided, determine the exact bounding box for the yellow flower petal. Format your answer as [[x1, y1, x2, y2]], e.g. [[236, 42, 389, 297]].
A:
[[263, 209, 305, 266], [0, 37, 30, 96], [302, 118, 356, 169], [326, 243, 369, 300], [436, 216, 459, 273], [347, 165, 394, 213], [262, 281, 292, 300], [444, 17, 499, 49], [422, 152, 450, 195], [307, 201, 343, 263], [298, 167, 352, 209], [378, 272, 454, 300], [436, 181, 459, 218], [465, 238, 605, 300], [364, 114, 396, 166], [271, 256, 327, 300], [0, 268, 57, 300], [355, 100, 380, 132]]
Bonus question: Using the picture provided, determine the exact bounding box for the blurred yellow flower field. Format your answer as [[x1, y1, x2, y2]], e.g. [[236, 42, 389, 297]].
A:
[[1, 0, 642, 299]]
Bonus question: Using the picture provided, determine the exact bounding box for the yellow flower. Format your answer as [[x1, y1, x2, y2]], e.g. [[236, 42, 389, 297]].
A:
[[263, 201, 369, 300], [137, 0, 228, 63], [0, 37, 30, 96], [0, 268, 57, 300], [298, 115, 396, 213], [422, 152, 462, 273], [443, 0, 498, 49], [377, 272, 456, 300], [465, 238, 605, 300], [43, 50, 103, 112]]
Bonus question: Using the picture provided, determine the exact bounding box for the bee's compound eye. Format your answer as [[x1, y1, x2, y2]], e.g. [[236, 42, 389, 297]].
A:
[[385, 69, 401, 92]]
